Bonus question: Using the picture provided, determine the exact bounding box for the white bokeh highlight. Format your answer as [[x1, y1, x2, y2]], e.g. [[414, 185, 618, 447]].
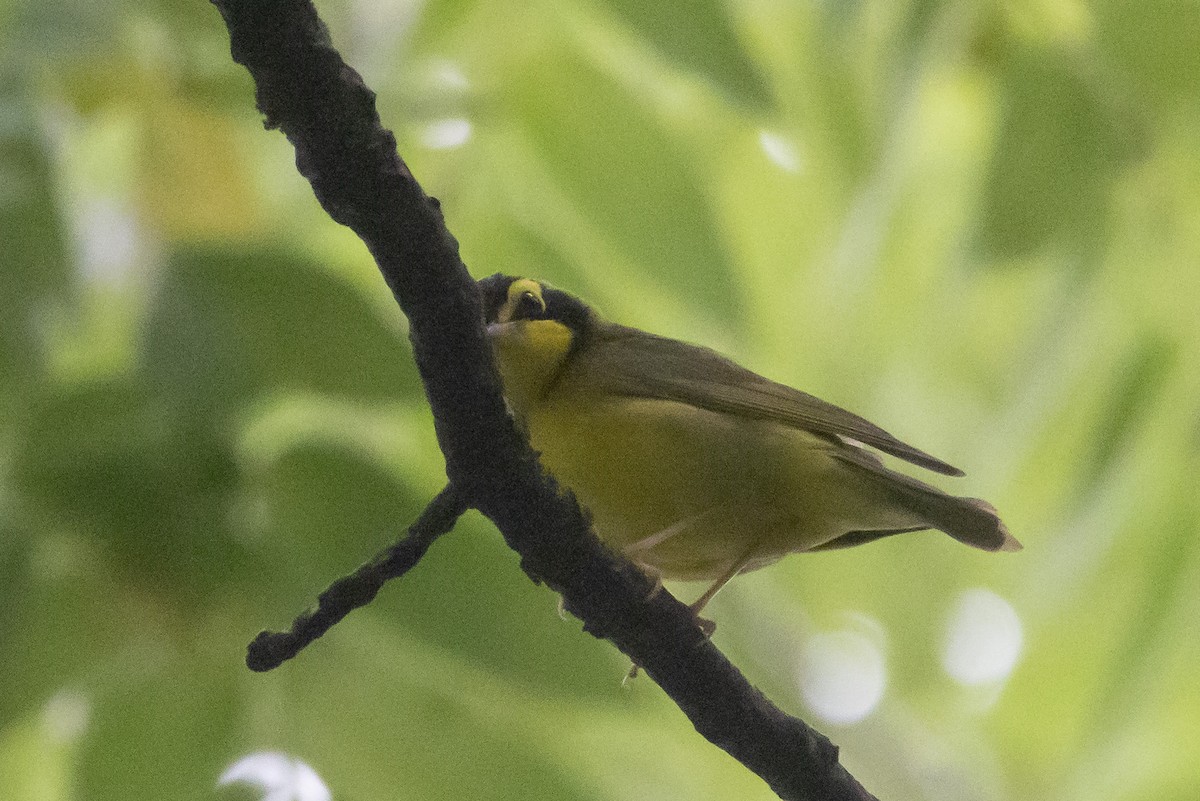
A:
[[797, 618, 887, 725], [421, 118, 472, 150], [219, 752, 332, 801], [428, 60, 470, 92], [76, 196, 140, 283], [42, 689, 91, 742], [758, 130, 803, 173], [942, 588, 1023, 685]]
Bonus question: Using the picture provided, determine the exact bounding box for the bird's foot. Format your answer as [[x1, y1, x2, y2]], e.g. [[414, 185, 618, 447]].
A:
[[691, 609, 717, 638]]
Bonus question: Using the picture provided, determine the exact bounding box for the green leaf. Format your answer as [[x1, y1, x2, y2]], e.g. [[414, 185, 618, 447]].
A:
[[138, 99, 263, 240], [1094, 0, 1200, 110], [509, 49, 742, 319], [76, 661, 240, 801], [249, 440, 427, 583], [0, 70, 73, 399], [976, 42, 1144, 258], [0, 533, 117, 726], [5, 0, 121, 62], [255, 624, 602, 801], [13, 378, 250, 599], [1072, 333, 1175, 496], [141, 247, 421, 422], [372, 512, 629, 699], [600, 0, 772, 109]]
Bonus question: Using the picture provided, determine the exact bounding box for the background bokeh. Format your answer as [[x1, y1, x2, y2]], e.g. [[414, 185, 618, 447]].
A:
[[2, 0, 1198, 799]]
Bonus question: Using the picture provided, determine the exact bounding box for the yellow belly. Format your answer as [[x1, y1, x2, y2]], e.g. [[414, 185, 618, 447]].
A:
[[525, 394, 921, 581]]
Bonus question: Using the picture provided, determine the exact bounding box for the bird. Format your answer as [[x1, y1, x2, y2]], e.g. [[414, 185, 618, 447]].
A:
[[480, 274, 1021, 617]]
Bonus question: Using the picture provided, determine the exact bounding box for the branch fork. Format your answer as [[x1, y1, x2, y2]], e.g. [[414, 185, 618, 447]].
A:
[[213, 2, 878, 798]]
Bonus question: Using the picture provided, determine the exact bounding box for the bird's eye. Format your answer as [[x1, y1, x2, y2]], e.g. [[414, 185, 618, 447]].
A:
[[514, 290, 546, 320]]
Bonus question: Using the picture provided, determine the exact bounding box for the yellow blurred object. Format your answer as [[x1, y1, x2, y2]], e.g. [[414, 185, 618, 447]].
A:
[[481, 275, 1021, 613]]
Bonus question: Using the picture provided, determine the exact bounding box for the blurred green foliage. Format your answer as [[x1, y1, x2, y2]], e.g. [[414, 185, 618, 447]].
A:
[[2, 1, 1198, 800]]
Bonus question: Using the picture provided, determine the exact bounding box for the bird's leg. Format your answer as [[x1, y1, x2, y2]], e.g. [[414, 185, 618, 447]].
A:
[[623, 512, 707, 555], [687, 544, 760, 636], [622, 550, 756, 683], [623, 510, 718, 608], [620, 512, 748, 681]]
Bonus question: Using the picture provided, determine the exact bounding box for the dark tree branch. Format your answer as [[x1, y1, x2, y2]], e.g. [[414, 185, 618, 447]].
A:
[[212, 2, 879, 799], [246, 483, 467, 672]]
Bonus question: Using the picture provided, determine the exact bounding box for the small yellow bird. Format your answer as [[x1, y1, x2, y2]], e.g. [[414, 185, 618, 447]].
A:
[[481, 275, 1021, 614]]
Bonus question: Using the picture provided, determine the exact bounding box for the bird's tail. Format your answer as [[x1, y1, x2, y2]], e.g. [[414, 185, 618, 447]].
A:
[[896, 485, 1022, 552], [837, 453, 1022, 552]]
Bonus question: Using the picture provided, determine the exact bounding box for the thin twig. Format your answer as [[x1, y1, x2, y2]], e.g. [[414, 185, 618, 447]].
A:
[[246, 484, 466, 671]]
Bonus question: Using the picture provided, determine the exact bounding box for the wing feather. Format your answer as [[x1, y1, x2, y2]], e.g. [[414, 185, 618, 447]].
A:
[[564, 325, 964, 476]]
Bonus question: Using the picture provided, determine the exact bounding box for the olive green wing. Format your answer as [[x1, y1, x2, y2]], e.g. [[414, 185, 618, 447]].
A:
[[569, 325, 964, 477]]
